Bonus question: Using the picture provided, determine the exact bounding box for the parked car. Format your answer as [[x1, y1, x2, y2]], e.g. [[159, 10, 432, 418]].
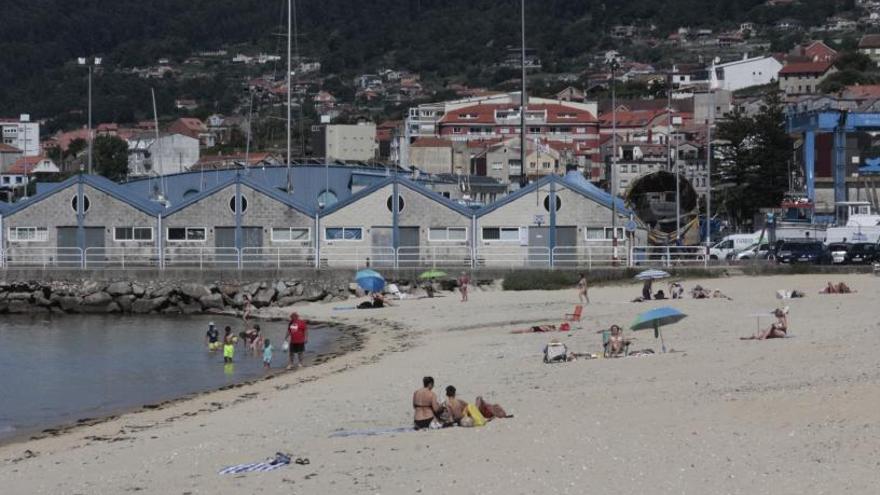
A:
[[732, 242, 774, 261], [844, 242, 878, 264], [827, 242, 851, 265], [776, 241, 831, 264]]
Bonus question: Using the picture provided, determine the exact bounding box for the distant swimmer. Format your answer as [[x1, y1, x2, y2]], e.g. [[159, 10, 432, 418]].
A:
[[206, 322, 220, 351]]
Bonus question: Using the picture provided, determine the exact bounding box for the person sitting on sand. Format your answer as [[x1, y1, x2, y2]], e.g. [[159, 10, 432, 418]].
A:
[[712, 289, 732, 300], [821, 282, 838, 294], [691, 285, 710, 299], [669, 282, 684, 299], [603, 324, 632, 357], [837, 282, 853, 293], [440, 385, 469, 427], [741, 308, 788, 340], [654, 289, 666, 300], [413, 376, 442, 430]]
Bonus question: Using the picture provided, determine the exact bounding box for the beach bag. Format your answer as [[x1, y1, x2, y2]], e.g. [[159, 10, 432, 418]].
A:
[[465, 403, 486, 427], [282, 341, 289, 352], [544, 342, 568, 363]]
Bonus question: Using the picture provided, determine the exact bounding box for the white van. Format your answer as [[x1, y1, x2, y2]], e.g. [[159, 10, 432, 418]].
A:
[[709, 233, 760, 260]]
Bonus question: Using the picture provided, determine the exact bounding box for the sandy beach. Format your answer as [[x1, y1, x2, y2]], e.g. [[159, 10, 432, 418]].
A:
[[1, 273, 879, 494]]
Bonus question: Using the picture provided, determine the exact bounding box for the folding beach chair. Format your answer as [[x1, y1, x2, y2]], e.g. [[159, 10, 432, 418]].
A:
[[565, 304, 583, 322]]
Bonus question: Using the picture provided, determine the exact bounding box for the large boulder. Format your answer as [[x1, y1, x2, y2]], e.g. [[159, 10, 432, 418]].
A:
[[200, 293, 224, 310], [219, 284, 240, 297], [105, 302, 122, 314], [116, 295, 136, 313], [252, 288, 276, 307], [150, 285, 174, 298], [107, 282, 132, 296], [179, 302, 202, 315], [131, 284, 146, 297], [7, 292, 32, 301], [7, 300, 32, 314], [132, 296, 167, 314], [33, 292, 52, 307], [180, 283, 211, 300], [241, 282, 262, 297], [83, 292, 113, 307], [79, 280, 103, 296], [58, 296, 82, 312]]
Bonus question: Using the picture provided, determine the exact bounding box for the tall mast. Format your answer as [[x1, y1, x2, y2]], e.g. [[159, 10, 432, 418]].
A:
[[519, 0, 527, 187], [286, 0, 292, 193]]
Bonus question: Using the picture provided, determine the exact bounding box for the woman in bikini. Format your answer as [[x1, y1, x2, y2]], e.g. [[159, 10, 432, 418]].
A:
[[576, 273, 589, 304], [741, 308, 788, 340]]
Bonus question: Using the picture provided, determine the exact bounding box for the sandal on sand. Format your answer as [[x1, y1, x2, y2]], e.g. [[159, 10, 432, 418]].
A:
[[295, 457, 310, 465]]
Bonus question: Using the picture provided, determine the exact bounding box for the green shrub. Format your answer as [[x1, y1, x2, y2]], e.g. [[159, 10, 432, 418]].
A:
[[501, 268, 724, 291]]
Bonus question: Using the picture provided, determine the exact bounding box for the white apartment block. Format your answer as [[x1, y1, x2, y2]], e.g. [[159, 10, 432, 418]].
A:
[[0, 114, 40, 156]]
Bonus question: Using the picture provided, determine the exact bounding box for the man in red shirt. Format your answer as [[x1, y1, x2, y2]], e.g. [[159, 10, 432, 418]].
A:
[[285, 312, 308, 370]]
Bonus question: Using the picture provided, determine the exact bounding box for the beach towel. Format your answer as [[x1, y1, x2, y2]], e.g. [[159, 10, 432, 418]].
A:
[[465, 403, 486, 427], [328, 426, 415, 438], [219, 453, 291, 475]]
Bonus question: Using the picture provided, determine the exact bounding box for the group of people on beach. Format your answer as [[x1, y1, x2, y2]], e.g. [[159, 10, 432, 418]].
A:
[[204, 311, 309, 370], [412, 376, 510, 430]]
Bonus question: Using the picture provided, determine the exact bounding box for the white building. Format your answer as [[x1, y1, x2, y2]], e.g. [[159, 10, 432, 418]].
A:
[[127, 133, 200, 176], [313, 123, 378, 162], [712, 55, 782, 92], [0, 114, 40, 156]]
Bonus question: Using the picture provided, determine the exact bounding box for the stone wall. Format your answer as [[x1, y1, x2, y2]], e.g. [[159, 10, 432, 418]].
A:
[[0, 278, 348, 315]]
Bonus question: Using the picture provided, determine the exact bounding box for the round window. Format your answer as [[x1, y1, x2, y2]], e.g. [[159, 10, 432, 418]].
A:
[[318, 189, 338, 207], [229, 195, 248, 213], [386, 194, 405, 213], [71, 194, 91, 213], [543, 195, 561, 212]]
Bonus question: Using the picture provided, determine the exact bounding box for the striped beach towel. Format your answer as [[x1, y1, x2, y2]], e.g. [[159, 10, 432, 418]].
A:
[[219, 453, 290, 475]]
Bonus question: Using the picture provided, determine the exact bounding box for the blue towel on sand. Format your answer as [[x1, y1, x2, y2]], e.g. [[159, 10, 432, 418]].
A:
[[219, 453, 290, 475], [329, 426, 415, 438]]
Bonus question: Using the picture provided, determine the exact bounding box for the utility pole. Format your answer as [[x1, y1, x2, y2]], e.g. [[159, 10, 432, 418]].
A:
[[286, 0, 293, 193], [78, 57, 102, 174], [706, 60, 718, 250], [608, 56, 620, 263], [669, 70, 680, 241], [519, 0, 527, 188]]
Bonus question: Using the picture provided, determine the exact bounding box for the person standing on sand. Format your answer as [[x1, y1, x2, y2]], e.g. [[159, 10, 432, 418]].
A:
[[458, 272, 470, 302], [285, 312, 308, 370], [576, 273, 589, 304], [412, 376, 441, 430]]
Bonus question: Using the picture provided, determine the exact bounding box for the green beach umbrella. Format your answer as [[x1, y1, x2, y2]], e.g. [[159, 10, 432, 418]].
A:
[[630, 306, 687, 353], [419, 269, 447, 280]]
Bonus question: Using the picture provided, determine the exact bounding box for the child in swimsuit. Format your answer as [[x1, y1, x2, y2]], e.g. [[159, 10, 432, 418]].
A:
[[223, 326, 235, 363], [262, 339, 272, 369]]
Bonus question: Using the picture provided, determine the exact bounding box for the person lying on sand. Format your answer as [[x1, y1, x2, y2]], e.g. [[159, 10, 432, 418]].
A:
[[821, 282, 854, 294], [741, 308, 788, 340], [475, 396, 512, 420], [691, 285, 710, 299], [712, 289, 732, 300]]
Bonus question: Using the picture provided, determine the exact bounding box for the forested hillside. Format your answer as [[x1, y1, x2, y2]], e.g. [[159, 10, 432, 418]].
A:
[[0, 0, 854, 126]]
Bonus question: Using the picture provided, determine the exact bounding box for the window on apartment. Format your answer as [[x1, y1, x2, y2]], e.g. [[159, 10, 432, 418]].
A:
[[8, 227, 48, 242], [325, 227, 363, 241], [2, 177, 9, 184], [428, 227, 467, 242], [584, 227, 606, 240], [482, 227, 520, 242], [114, 227, 153, 241], [167, 227, 206, 241], [529, 127, 541, 134], [604, 227, 625, 240], [452, 127, 463, 134], [271, 227, 310, 242], [542, 161, 552, 169], [491, 161, 504, 171]]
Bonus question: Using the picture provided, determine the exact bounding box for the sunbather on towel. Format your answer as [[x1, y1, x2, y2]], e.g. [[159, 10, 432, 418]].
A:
[[475, 396, 512, 421], [741, 308, 788, 340], [439, 386, 469, 427]]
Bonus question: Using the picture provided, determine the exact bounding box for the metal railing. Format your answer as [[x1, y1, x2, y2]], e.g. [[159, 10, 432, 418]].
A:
[[83, 247, 161, 269], [0, 244, 713, 270], [241, 247, 316, 269], [630, 246, 707, 267], [163, 247, 241, 269], [2, 247, 84, 269], [396, 246, 473, 269]]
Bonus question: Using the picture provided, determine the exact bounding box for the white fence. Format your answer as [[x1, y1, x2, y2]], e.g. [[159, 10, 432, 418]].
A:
[[0, 244, 711, 270]]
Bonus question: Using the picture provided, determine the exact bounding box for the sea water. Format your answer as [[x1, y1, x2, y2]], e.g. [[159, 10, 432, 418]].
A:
[[0, 314, 338, 442]]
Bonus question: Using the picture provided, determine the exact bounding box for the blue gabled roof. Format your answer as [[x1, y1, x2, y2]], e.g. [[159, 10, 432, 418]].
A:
[[238, 176, 315, 216], [561, 171, 632, 216], [395, 176, 475, 217], [0, 201, 8, 214], [162, 176, 237, 216], [319, 176, 395, 216], [6, 174, 164, 216], [476, 174, 633, 218]]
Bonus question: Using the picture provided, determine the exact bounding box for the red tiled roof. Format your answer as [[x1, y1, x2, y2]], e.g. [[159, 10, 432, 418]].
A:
[[803, 41, 837, 60], [778, 61, 834, 75], [410, 137, 452, 148], [859, 34, 880, 49], [843, 85, 880, 99], [7, 156, 55, 175], [438, 103, 597, 125], [597, 109, 667, 127]]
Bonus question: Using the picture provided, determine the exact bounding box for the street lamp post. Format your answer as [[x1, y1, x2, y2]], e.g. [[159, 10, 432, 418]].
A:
[[78, 57, 101, 175]]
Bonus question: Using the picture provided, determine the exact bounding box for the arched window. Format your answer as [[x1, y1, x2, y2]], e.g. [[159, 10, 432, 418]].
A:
[[318, 189, 338, 207]]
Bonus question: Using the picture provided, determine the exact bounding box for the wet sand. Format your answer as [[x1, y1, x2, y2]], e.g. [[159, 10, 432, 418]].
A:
[[1, 273, 879, 494]]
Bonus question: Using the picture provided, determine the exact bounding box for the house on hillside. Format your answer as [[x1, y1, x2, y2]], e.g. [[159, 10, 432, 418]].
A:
[[167, 118, 215, 148], [0, 156, 60, 193], [778, 62, 838, 95], [858, 34, 880, 67], [127, 133, 200, 176]]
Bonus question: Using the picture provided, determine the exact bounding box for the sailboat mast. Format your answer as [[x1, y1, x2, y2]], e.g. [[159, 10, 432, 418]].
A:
[[286, 0, 292, 193]]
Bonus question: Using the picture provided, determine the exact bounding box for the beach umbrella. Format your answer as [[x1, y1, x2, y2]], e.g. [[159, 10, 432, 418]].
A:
[[418, 269, 447, 280], [634, 269, 671, 281], [355, 269, 385, 293], [630, 306, 687, 353]]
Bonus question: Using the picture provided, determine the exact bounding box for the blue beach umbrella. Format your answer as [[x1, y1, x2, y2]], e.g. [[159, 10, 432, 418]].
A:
[[355, 269, 385, 293], [630, 306, 687, 353]]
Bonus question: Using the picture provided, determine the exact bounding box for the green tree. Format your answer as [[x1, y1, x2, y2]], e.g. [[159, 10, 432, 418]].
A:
[[93, 135, 130, 181], [714, 92, 792, 228]]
